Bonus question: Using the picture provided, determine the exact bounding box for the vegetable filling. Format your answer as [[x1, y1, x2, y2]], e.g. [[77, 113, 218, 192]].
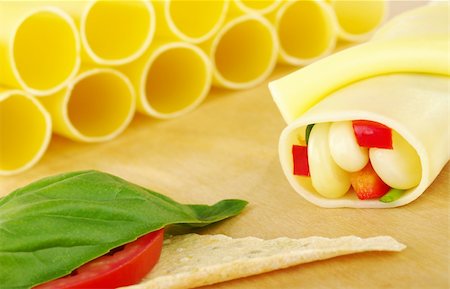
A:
[[292, 120, 421, 202]]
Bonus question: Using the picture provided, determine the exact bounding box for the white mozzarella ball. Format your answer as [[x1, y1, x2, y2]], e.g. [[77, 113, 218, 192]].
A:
[[329, 121, 369, 172], [370, 131, 421, 189], [308, 122, 351, 198]]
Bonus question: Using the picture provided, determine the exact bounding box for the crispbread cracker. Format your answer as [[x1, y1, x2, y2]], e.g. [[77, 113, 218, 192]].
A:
[[121, 234, 405, 289]]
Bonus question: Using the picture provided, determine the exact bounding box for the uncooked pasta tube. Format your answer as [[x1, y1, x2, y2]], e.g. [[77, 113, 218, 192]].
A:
[[270, 4, 449, 208], [0, 3, 80, 96], [329, 0, 387, 42], [0, 89, 52, 175], [153, 0, 228, 43], [53, 0, 155, 65], [200, 14, 278, 89], [39, 69, 135, 143], [271, 0, 337, 66], [232, 0, 281, 15], [118, 42, 212, 119]]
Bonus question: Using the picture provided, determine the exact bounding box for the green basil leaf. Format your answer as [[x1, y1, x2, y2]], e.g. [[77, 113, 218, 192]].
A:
[[0, 170, 247, 289]]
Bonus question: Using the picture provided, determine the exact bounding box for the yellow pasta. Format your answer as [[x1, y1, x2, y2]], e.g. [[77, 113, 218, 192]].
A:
[[118, 42, 212, 119], [270, 38, 449, 123], [272, 4, 450, 208], [200, 14, 278, 89], [372, 3, 449, 42], [329, 0, 387, 42], [39, 68, 135, 142], [0, 3, 80, 96], [0, 0, 394, 176], [153, 0, 229, 43], [271, 0, 337, 66], [0, 88, 52, 175], [278, 73, 449, 208], [270, 3, 449, 123], [232, 0, 281, 15], [51, 0, 155, 66]]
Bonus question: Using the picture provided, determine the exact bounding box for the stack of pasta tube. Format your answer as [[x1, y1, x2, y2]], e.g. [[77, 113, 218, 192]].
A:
[[0, 0, 387, 175]]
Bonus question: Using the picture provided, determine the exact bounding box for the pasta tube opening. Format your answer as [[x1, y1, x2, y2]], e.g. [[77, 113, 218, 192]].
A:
[[40, 69, 135, 142], [234, 0, 281, 14], [0, 90, 51, 175], [330, 0, 387, 42], [11, 8, 80, 96], [211, 15, 278, 89], [141, 43, 211, 118], [82, 0, 155, 65], [67, 70, 135, 141], [166, 0, 228, 43], [276, 0, 337, 65]]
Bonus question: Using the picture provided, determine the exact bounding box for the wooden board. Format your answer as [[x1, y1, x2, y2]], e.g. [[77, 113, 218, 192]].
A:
[[1, 2, 447, 288], [1, 64, 448, 289]]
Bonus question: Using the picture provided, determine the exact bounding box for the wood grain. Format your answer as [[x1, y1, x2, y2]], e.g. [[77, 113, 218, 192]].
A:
[[1, 2, 447, 288], [1, 64, 448, 289]]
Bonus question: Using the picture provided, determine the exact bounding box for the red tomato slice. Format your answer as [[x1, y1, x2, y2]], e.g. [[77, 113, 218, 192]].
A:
[[352, 120, 393, 149], [34, 229, 164, 289], [292, 145, 310, 176], [351, 163, 390, 200]]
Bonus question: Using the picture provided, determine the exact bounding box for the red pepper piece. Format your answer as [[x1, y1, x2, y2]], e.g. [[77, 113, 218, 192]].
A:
[[352, 120, 393, 149], [292, 145, 310, 176]]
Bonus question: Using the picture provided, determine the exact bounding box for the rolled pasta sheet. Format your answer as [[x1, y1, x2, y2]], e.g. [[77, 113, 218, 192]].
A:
[[53, 0, 155, 65], [269, 0, 337, 66], [118, 42, 212, 119], [270, 4, 450, 208], [0, 3, 80, 96], [279, 73, 449, 208], [200, 14, 278, 90], [231, 0, 281, 15], [39, 69, 135, 143], [329, 0, 387, 42], [372, 3, 449, 42], [0, 89, 52, 175], [153, 0, 229, 43], [269, 4, 449, 123]]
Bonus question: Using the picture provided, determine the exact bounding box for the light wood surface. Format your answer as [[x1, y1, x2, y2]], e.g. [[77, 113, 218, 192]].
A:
[[1, 64, 448, 289], [1, 2, 448, 288]]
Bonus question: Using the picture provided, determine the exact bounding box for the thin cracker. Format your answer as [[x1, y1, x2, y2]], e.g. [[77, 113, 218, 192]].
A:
[[121, 234, 405, 289]]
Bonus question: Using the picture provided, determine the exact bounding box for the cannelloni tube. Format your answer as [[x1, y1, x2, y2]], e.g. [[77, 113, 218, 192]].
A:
[[232, 0, 281, 15], [0, 89, 52, 175], [39, 69, 135, 143], [200, 14, 278, 89], [153, 0, 228, 43], [329, 0, 387, 42], [271, 0, 337, 66], [118, 42, 212, 119], [51, 0, 155, 65], [81, 0, 155, 65], [270, 4, 449, 208], [0, 4, 80, 96], [278, 74, 449, 208]]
